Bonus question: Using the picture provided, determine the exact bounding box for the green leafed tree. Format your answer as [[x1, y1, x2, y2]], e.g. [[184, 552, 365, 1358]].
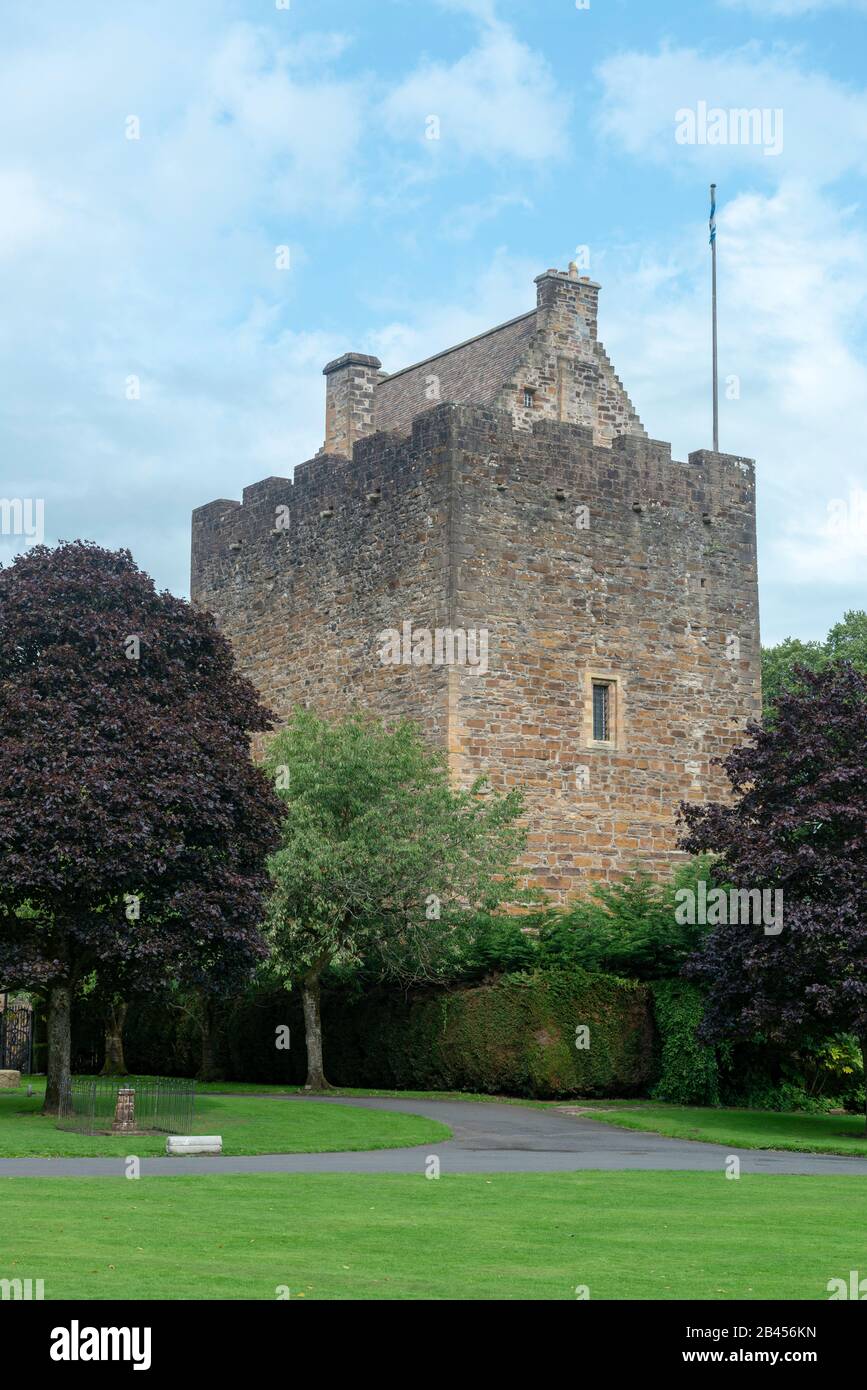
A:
[[762, 610, 867, 721], [263, 709, 526, 1090]]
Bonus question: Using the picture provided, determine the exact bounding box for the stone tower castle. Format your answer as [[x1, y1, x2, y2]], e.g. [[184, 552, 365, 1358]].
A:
[[192, 263, 761, 900]]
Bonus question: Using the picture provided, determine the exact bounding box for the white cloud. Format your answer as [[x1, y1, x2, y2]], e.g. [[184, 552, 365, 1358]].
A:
[[196, 25, 366, 216], [0, 13, 371, 594], [0, 172, 59, 258], [592, 39, 867, 639], [0, 2, 575, 598], [382, 20, 571, 163], [596, 44, 867, 183], [592, 175, 867, 643], [774, 487, 867, 586], [440, 192, 532, 241], [367, 249, 538, 371]]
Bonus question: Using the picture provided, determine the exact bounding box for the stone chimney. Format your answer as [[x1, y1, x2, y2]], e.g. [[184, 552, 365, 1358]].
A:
[[322, 352, 382, 459], [534, 264, 600, 359]]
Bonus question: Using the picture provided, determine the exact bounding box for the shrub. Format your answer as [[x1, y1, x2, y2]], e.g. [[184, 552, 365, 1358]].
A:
[[320, 969, 654, 1098], [649, 979, 721, 1106], [537, 858, 715, 981], [442, 910, 541, 981]]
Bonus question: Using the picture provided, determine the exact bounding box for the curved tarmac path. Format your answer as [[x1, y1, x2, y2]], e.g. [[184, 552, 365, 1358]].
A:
[[3, 1094, 867, 1178]]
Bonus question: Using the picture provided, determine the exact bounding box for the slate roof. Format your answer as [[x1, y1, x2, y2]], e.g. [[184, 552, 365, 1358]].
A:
[[374, 310, 537, 436]]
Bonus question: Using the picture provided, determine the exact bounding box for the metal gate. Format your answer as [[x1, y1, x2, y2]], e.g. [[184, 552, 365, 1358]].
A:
[[0, 1007, 33, 1073]]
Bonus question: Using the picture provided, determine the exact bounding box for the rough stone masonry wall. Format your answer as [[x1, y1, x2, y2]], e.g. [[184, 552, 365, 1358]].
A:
[[192, 401, 761, 901], [322, 352, 383, 459], [442, 406, 761, 899], [191, 411, 461, 747], [493, 272, 646, 445]]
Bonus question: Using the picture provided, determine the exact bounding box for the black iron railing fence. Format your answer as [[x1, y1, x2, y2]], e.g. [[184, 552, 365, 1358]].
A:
[[0, 1006, 33, 1073], [57, 1075, 196, 1135]]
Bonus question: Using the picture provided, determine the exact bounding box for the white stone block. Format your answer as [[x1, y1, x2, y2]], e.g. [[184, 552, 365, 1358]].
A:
[[165, 1135, 222, 1156], [0, 1070, 21, 1090]]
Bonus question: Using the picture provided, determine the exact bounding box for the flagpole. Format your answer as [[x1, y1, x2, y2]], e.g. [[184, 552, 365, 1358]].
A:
[[710, 182, 719, 451]]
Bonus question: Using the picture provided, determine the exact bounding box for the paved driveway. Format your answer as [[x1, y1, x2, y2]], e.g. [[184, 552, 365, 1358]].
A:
[[2, 1095, 867, 1177]]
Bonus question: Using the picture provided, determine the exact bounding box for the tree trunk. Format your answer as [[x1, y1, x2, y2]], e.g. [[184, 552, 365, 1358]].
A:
[[43, 981, 72, 1116], [197, 994, 224, 1082], [301, 970, 331, 1091], [100, 1000, 128, 1076]]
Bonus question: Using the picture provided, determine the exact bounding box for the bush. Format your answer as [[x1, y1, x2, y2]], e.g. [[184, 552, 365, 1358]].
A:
[[446, 911, 540, 981], [649, 979, 721, 1105], [62, 850, 865, 1109], [223, 984, 304, 1085], [67, 970, 864, 1110], [71, 991, 212, 1080], [718, 1033, 865, 1113], [647, 983, 866, 1113], [319, 969, 654, 1098], [67, 969, 652, 1098], [536, 859, 715, 981]]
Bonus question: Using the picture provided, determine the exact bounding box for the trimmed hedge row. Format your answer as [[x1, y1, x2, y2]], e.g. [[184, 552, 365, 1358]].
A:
[[73, 969, 655, 1099], [319, 969, 654, 1098], [69, 969, 864, 1109]]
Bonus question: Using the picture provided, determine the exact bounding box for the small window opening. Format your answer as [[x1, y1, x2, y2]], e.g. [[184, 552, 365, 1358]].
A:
[[523, 387, 536, 409], [592, 682, 611, 742]]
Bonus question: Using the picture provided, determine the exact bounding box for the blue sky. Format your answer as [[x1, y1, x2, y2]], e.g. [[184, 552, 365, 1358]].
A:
[[1, 0, 865, 644]]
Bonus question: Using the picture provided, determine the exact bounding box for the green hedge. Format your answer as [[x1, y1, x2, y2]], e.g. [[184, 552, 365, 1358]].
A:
[[646, 981, 866, 1112], [71, 969, 654, 1098], [318, 969, 653, 1098], [648, 979, 721, 1105], [68, 969, 860, 1108], [71, 995, 203, 1079]]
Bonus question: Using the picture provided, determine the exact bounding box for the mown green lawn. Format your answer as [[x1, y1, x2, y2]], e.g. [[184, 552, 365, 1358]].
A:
[[575, 1101, 867, 1155], [1, 1171, 864, 1300], [0, 1085, 449, 1158], [157, 1079, 551, 1107]]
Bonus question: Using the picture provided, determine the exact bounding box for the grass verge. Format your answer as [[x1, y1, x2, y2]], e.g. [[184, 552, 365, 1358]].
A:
[[1, 1170, 864, 1300], [0, 1085, 449, 1158], [574, 1101, 867, 1156]]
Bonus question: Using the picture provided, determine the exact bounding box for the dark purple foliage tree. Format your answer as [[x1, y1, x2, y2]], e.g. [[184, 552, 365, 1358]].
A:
[[679, 663, 867, 1127], [0, 542, 282, 1112]]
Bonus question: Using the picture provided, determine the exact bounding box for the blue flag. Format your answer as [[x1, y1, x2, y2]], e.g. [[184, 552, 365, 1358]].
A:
[[709, 186, 716, 245]]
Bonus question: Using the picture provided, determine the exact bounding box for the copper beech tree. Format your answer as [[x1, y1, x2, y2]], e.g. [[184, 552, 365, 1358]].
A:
[[679, 663, 867, 1128], [0, 542, 281, 1112]]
